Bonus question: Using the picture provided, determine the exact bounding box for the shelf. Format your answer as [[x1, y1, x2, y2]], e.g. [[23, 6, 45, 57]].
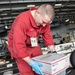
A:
[[0, 0, 75, 26], [0, 0, 55, 5], [51, 24, 60, 27]]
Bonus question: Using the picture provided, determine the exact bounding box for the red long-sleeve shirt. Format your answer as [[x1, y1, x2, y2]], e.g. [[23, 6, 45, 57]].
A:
[[8, 8, 54, 59]]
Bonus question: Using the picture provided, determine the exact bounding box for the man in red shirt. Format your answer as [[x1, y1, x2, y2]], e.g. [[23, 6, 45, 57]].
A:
[[8, 4, 55, 75]]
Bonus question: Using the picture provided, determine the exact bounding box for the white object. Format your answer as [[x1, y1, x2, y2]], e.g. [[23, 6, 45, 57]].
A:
[[3, 71, 13, 75], [7, 64, 13, 68], [55, 4, 62, 6], [27, 5, 35, 7], [33, 53, 69, 75], [30, 37, 38, 47]]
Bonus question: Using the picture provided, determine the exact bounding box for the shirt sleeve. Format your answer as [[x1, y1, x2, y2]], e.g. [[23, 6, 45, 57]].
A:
[[42, 24, 54, 46], [13, 17, 29, 58]]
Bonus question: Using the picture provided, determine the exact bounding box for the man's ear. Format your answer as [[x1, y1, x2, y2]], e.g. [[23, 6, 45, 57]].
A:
[[36, 10, 40, 16]]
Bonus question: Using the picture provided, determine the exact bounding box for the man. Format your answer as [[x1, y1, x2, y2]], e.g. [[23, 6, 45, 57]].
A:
[[8, 4, 55, 75]]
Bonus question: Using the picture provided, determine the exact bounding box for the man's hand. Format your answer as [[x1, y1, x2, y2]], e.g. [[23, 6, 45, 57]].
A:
[[23, 57, 44, 75], [47, 45, 55, 52], [29, 60, 44, 75]]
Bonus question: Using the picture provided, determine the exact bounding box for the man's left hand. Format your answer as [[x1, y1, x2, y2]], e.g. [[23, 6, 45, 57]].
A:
[[47, 45, 55, 52]]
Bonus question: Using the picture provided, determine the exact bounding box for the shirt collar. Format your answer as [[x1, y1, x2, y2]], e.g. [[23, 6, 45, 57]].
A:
[[28, 7, 39, 28]]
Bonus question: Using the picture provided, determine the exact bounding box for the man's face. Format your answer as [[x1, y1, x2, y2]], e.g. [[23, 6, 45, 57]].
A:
[[35, 11, 52, 27]]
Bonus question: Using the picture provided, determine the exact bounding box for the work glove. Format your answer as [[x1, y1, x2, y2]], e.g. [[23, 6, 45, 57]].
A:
[[29, 60, 44, 75]]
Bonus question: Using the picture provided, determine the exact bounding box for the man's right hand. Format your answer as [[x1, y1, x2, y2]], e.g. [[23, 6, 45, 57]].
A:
[[29, 60, 44, 75]]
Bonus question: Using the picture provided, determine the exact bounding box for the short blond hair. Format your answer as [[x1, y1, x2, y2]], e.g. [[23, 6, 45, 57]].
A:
[[37, 4, 55, 21]]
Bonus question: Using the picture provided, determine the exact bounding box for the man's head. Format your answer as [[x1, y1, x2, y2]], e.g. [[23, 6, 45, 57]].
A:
[[34, 4, 55, 27]]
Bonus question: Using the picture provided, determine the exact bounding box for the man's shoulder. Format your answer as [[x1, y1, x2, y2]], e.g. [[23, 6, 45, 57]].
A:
[[14, 10, 31, 25], [17, 10, 30, 19]]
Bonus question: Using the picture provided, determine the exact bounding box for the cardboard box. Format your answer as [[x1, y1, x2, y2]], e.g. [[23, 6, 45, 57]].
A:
[[33, 53, 69, 75], [58, 70, 66, 75]]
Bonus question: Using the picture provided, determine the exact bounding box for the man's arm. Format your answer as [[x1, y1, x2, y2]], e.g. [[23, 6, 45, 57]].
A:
[[42, 24, 54, 50], [23, 56, 31, 63]]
